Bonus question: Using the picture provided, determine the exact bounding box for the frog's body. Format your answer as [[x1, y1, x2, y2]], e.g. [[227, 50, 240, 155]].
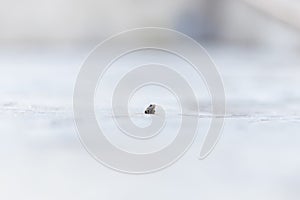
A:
[[144, 104, 156, 114]]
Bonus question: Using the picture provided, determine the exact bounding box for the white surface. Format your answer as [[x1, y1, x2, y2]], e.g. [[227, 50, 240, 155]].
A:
[[0, 44, 300, 200]]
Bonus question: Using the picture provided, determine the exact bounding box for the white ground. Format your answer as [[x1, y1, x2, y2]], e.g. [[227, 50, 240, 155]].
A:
[[0, 44, 300, 200]]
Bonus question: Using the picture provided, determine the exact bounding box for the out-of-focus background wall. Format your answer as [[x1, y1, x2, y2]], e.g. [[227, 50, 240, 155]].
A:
[[1, 0, 300, 47]]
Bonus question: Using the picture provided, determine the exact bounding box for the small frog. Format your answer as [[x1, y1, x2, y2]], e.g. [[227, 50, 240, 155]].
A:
[[144, 104, 156, 114]]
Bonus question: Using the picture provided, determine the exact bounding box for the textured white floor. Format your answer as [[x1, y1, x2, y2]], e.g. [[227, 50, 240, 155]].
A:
[[0, 44, 300, 200]]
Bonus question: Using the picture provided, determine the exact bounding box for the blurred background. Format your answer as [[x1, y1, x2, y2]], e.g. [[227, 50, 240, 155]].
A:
[[1, 0, 300, 200], [1, 0, 300, 46]]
